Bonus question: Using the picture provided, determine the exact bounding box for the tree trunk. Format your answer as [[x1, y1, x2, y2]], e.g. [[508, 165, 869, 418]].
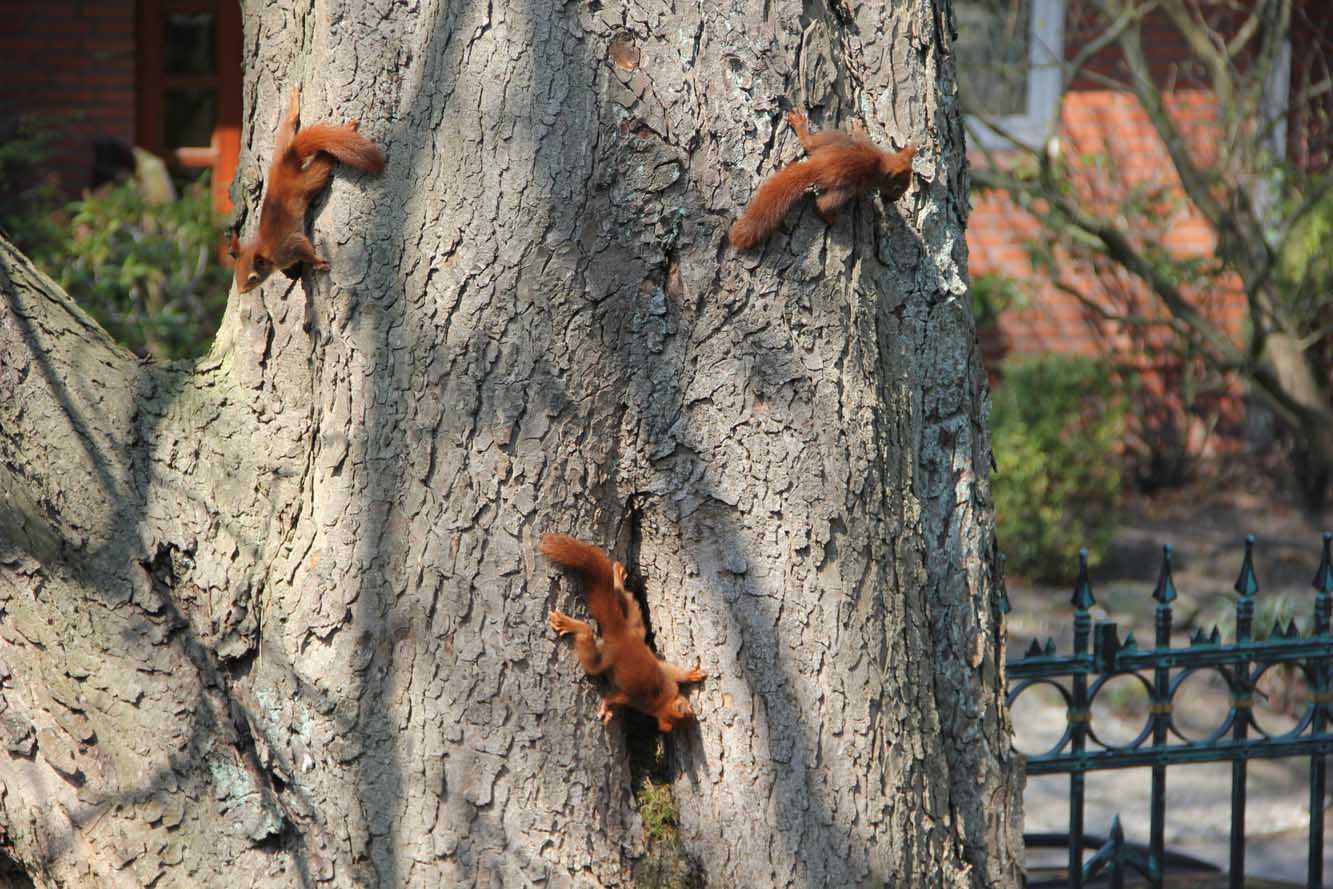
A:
[[0, 1, 1022, 886], [1261, 330, 1333, 509]]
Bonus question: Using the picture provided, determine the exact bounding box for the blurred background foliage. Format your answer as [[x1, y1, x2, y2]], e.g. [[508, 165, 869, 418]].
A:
[[992, 353, 1128, 581], [0, 115, 228, 361]]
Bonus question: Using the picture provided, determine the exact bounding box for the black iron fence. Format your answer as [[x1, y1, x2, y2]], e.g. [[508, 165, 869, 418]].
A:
[[1004, 534, 1333, 888]]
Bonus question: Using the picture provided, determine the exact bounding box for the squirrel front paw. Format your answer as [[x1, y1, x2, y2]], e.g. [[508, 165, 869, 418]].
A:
[[548, 610, 578, 636]]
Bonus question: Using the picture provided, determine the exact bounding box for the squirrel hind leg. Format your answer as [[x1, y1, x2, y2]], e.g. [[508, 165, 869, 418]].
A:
[[550, 611, 608, 676], [286, 233, 331, 272], [788, 110, 856, 153], [273, 87, 302, 158], [548, 609, 582, 636], [786, 110, 828, 154], [815, 187, 851, 224], [285, 86, 301, 121]]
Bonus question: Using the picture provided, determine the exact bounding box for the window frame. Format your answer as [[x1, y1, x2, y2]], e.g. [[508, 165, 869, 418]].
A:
[[963, 0, 1068, 151], [135, 0, 241, 212]]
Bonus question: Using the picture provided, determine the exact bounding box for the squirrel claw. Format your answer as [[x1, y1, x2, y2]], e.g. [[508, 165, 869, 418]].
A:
[[597, 699, 617, 724]]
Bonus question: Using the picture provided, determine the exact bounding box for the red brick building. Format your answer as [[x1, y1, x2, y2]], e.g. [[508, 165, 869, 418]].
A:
[[0, 0, 240, 212], [960, 0, 1332, 458]]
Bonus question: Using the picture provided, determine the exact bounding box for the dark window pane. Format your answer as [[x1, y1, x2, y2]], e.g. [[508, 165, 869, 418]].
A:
[[163, 88, 215, 150], [955, 0, 1030, 117], [163, 13, 215, 75]]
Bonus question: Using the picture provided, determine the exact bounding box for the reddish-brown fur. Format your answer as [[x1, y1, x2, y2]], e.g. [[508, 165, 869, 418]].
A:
[[542, 534, 705, 733], [729, 111, 915, 249], [230, 86, 385, 293]]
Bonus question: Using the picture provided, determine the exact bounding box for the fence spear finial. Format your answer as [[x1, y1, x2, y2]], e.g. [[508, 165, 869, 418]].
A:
[[1234, 534, 1259, 598], [1071, 547, 1095, 610], [1312, 531, 1333, 595], [1153, 544, 1177, 604], [1315, 532, 1332, 639]]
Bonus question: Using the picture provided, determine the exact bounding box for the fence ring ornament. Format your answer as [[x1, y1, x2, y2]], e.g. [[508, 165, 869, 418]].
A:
[[1166, 666, 1239, 744], [1246, 660, 1318, 740], [1007, 678, 1074, 758], [1086, 670, 1155, 752]]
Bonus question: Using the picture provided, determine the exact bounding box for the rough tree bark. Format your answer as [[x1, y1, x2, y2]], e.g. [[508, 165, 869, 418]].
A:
[[0, 0, 1022, 886]]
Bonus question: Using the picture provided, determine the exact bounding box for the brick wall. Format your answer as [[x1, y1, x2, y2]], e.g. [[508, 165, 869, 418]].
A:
[[965, 5, 1277, 458], [969, 90, 1247, 360], [0, 2, 137, 195]]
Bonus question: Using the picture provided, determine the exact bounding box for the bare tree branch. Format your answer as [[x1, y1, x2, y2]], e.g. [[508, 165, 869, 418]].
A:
[[973, 166, 1316, 430], [1111, 2, 1228, 227], [1226, 7, 1264, 60], [1063, 2, 1154, 98], [1049, 273, 1184, 330], [1159, 0, 1237, 109]]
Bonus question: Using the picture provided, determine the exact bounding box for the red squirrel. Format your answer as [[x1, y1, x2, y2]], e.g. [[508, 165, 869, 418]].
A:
[[229, 86, 385, 293], [542, 534, 705, 733], [729, 110, 915, 249]]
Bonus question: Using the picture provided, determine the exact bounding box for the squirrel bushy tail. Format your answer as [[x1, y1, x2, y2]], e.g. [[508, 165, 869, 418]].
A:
[[289, 124, 386, 174], [541, 534, 625, 633], [728, 159, 820, 249], [276, 125, 385, 200]]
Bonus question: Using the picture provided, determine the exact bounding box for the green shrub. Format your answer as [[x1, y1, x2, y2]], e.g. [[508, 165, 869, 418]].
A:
[[27, 177, 230, 361], [0, 117, 228, 361], [992, 354, 1126, 582]]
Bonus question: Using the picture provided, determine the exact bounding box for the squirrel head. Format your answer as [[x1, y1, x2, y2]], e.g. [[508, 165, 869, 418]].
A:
[[655, 695, 696, 733], [878, 145, 916, 201], [229, 232, 273, 293]]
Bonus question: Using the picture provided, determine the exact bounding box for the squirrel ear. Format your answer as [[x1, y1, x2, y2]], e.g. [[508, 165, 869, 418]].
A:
[[227, 232, 240, 258]]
